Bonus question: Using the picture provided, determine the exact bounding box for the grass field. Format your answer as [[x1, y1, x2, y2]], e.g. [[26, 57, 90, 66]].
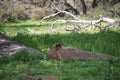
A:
[[0, 20, 120, 80]]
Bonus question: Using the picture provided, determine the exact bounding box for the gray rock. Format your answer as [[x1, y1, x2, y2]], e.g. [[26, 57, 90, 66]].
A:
[[0, 32, 43, 57]]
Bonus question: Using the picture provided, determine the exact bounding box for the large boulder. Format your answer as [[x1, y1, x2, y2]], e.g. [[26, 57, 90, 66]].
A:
[[0, 32, 43, 57]]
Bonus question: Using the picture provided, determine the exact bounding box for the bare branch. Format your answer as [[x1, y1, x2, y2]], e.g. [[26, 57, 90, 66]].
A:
[[39, 9, 120, 32], [37, 8, 80, 25], [37, 12, 61, 25], [55, 8, 80, 20]]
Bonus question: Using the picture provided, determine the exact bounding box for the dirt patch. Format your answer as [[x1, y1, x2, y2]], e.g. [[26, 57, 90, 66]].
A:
[[40, 76, 56, 80], [24, 72, 56, 80]]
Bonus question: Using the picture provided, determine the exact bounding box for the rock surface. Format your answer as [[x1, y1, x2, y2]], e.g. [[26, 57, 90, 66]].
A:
[[0, 32, 42, 57]]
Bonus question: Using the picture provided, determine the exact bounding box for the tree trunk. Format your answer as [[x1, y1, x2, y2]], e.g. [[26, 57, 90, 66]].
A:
[[92, 0, 98, 8], [80, 0, 87, 14], [64, 0, 79, 15]]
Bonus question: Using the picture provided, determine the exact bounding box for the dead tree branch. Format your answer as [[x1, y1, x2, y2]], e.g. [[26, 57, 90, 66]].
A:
[[39, 9, 120, 32]]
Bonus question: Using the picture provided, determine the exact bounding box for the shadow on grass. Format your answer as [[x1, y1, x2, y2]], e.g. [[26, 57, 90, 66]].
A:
[[10, 30, 120, 57]]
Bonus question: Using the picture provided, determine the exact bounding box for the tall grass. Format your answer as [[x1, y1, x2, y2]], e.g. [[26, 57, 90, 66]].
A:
[[0, 20, 120, 80], [11, 30, 120, 56]]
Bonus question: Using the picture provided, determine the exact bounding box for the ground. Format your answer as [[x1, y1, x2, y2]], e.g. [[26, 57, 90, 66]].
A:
[[0, 20, 120, 80]]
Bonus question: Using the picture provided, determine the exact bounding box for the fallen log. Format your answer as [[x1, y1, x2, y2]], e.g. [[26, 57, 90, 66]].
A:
[[38, 8, 120, 32]]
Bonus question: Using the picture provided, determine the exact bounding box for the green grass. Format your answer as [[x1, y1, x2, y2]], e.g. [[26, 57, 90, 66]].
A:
[[10, 30, 120, 56], [0, 51, 120, 80], [0, 20, 120, 80], [0, 19, 119, 36], [0, 19, 53, 36]]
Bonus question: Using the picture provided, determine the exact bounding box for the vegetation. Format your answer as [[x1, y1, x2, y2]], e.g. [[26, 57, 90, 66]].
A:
[[0, 20, 120, 80], [0, 0, 120, 80], [0, 0, 120, 22], [0, 51, 120, 80]]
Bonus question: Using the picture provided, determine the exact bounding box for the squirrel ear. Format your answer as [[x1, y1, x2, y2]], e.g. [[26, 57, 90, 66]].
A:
[[55, 44, 62, 50]]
